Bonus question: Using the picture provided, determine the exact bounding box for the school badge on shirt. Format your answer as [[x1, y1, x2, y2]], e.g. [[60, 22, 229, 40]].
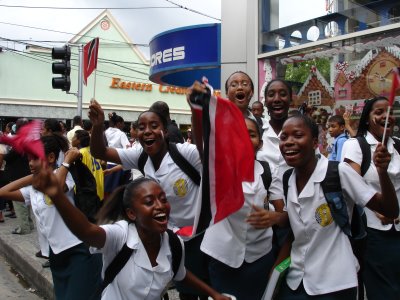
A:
[[44, 195, 54, 206], [315, 203, 333, 227], [173, 178, 188, 197]]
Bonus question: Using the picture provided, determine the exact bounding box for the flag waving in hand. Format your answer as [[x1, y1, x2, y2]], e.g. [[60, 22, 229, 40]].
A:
[[382, 67, 400, 143], [83, 38, 99, 85]]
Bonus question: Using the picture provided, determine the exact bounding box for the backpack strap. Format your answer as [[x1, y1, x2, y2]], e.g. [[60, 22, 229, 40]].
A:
[[392, 136, 400, 154], [92, 243, 134, 299], [257, 160, 272, 191], [282, 168, 294, 203], [166, 229, 183, 278], [168, 143, 201, 186], [137, 144, 201, 186], [320, 160, 352, 237], [138, 150, 147, 176], [356, 136, 371, 176]]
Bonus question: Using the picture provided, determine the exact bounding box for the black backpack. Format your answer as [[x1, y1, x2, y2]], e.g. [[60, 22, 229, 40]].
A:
[[92, 229, 182, 300], [356, 136, 400, 176], [69, 160, 101, 223], [138, 142, 201, 186], [282, 160, 367, 240]]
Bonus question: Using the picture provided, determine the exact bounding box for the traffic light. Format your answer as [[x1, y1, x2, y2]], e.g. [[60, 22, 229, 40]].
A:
[[51, 45, 71, 92]]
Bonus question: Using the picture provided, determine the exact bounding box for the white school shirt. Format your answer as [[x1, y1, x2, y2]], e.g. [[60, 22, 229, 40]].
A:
[[341, 132, 400, 231], [117, 143, 202, 233], [256, 122, 291, 179], [92, 220, 185, 300], [201, 160, 283, 268], [20, 171, 81, 255], [105, 127, 130, 166], [285, 155, 376, 295]]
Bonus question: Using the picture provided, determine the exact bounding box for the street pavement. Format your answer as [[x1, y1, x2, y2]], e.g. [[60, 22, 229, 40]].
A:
[[0, 215, 180, 300]]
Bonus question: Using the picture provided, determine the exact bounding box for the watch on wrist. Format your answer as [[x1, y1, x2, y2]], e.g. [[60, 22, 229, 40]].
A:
[[61, 162, 70, 169]]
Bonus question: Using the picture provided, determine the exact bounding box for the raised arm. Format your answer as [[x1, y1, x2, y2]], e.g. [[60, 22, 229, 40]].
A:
[[0, 175, 33, 202], [32, 161, 106, 249], [88, 99, 122, 164]]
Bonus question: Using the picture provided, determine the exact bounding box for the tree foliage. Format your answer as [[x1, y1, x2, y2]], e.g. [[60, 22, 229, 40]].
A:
[[284, 58, 331, 83]]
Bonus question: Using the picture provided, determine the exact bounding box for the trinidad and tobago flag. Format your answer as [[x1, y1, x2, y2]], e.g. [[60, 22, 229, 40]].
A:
[[186, 79, 254, 235], [0, 120, 45, 161], [83, 38, 99, 85]]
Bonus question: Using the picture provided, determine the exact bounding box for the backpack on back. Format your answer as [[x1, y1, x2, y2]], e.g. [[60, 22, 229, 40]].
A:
[[92, 228, 182, 300], [138, 142, 201, 186], [282, 160, 367, 240], [69, 160, 101, 223]]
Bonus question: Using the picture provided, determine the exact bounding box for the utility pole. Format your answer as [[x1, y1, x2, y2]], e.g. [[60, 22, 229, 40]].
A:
[[77, 44, 83, 117]]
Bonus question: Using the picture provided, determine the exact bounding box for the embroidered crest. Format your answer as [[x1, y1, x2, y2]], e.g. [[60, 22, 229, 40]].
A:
[[315, 203, 333, 227], [44, 194, 54, 206], [173, 178, 188, 197]]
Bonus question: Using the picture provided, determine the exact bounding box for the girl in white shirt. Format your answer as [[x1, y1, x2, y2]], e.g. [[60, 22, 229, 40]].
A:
[[30, 160, 231, 300], [201, 117, 287, 300], [341, 96, 400, 300], [89, 100, 209, 300], [276, 115, 398, 299], [0, 134, 102, 300]]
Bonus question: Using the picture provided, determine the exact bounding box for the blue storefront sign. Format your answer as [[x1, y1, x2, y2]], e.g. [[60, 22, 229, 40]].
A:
[[149, 23, 221, 89]]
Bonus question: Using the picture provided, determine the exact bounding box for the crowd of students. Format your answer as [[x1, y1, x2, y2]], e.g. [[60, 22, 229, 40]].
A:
[[0, 71, 399, 300]]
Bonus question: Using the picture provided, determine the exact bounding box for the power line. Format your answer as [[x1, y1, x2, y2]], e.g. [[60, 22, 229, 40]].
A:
[[0, 21, 149, 47], [0, 4, 177, 10], [164, 0, 220, 21]]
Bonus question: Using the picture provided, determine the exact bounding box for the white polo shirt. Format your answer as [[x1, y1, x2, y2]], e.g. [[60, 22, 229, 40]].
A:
[[201, 160, 283, 268], [286, 155, 375, 295], [341, 132, 400, 231], [20, 171, 81, 255], [257, 122, 290, 179], [117, 143, 202, 232], [105, 127, 130, 149], [92, 220, 185, 300]]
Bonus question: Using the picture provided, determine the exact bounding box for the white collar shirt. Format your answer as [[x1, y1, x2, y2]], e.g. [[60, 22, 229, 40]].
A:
[[286, 155, 375, 295], [341, 132, 400, 231], [92, 221, 185, 300], [201, 161, 283, 268], [116, 143, 202, 235], [67, 125, 83, 144], [20, 171, 81, 255], [105, 127, 130, 149], [256, 122, 291, 179]]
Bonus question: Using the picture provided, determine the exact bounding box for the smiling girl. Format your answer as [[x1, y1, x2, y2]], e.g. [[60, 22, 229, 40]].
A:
[[88, 100, 209, 300], [30, 160, 231, 300], [341, 97, 400, 300], [277, 115, 398, 299]]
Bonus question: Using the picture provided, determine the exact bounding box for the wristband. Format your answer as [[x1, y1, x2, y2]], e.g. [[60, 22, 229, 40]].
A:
[[61, 162, 70, 169]]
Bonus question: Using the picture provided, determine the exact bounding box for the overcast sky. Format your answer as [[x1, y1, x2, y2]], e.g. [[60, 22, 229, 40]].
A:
[[0, 0, 327, 57], [0, 0, 221, 56]]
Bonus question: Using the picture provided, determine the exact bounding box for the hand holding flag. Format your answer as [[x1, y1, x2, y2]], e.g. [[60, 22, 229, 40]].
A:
[[382, 67, 400, 143]]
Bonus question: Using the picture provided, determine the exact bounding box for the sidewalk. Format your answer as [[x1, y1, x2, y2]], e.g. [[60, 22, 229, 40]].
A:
[[0, 216, 180, 300], [0, 217, 54, 299]]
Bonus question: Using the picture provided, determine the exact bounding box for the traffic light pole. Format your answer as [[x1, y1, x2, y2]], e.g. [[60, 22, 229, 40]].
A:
[[77, 44, 83, 117]]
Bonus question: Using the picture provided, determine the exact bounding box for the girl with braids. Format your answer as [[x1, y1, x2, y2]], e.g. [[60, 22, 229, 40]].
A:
[[104, 112, 130, 198], [0, 134, 102, 300], [341, 96, 400, 300], [30, 163, 231, 300], [89, 100, 209, 300]]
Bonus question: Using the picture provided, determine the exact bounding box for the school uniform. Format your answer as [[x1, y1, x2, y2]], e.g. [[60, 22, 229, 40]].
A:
[[341, 132, 400, 300], [117, 143, 208, 296], [104, 127, 130, 194], [281, 155, 376, 298], [328, 133, 347, 161], [257, 122, 291, 179], [20, 171, 102, 300], [92, 220, 186, 300], [201, 160, 283, 300]]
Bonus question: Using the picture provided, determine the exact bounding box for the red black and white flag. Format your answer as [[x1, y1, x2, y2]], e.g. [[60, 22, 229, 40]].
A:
[[83, 38, 99, 85], [189, 81, 254, 235], [0, 120, 45, 161]]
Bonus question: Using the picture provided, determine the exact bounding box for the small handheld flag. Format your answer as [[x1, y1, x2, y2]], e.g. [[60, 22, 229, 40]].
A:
[[382, 67, 400, 143], [83, 38, 99, 86]]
